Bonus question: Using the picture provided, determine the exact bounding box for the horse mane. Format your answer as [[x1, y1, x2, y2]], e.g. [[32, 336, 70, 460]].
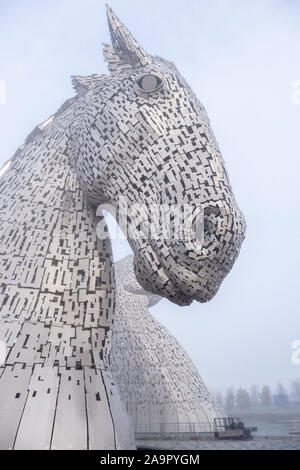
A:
[[7, 73, 107, 167], [24, 95, 78, 146], [23, 73, 106, 148]]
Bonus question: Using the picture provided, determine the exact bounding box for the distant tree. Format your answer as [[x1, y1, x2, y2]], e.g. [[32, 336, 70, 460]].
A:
[[250, 385, 259, 407], [215, 391, 223, 408], [290, 378, 300, 402], [260, 385, 273, 408], [225, 388, 235, 413], [276, 382, 287, 396], [236, 388, 251, 413]]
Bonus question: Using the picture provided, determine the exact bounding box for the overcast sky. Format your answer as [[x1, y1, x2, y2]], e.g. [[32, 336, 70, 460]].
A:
[[0, 0, 299, 396]]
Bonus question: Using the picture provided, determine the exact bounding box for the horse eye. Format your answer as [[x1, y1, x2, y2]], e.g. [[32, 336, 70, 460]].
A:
[[137, 74, 162, 93]]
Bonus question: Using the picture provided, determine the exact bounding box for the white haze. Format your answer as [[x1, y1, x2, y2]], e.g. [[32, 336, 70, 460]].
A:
[[0, 0, 299, 395]]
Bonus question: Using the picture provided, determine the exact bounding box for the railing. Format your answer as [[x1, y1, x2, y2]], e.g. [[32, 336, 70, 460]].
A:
[[134, 421, 215, 435]]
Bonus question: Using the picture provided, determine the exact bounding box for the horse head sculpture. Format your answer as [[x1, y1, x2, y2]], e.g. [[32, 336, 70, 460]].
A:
[[0, 5, 246, 450], [74, 5, 246, 306]]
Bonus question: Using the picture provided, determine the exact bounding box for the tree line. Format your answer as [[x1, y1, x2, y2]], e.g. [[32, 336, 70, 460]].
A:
[[215, 378, 300, 413]]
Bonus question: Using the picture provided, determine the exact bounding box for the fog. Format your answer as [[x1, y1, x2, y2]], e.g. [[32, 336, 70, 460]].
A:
[[0, 0, 299, 394]]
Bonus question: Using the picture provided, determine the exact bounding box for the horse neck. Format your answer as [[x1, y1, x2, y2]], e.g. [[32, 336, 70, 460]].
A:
[[0, 117, 115, 338]]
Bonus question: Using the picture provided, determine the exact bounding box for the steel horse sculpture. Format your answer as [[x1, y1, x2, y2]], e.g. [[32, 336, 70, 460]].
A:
[[111, 255, 224, 434], [0, 5, 246, 449]]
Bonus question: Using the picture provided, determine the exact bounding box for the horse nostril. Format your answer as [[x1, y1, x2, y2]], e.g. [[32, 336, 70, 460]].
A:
[[204, 205, 221, 239]]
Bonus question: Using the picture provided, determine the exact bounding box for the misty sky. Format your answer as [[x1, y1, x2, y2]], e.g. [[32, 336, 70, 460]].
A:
[[0, 0, 299, 396]]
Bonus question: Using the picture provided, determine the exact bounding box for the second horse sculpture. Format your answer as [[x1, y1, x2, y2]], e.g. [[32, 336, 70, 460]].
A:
[[111, 255, 224, 436], [0, 5, 246, 449]]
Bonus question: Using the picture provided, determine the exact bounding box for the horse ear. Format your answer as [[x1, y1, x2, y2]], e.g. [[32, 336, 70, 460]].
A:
[[71, 74, 106, 94], [105, 4, 152, 72], [102, 43, 133, 74]]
